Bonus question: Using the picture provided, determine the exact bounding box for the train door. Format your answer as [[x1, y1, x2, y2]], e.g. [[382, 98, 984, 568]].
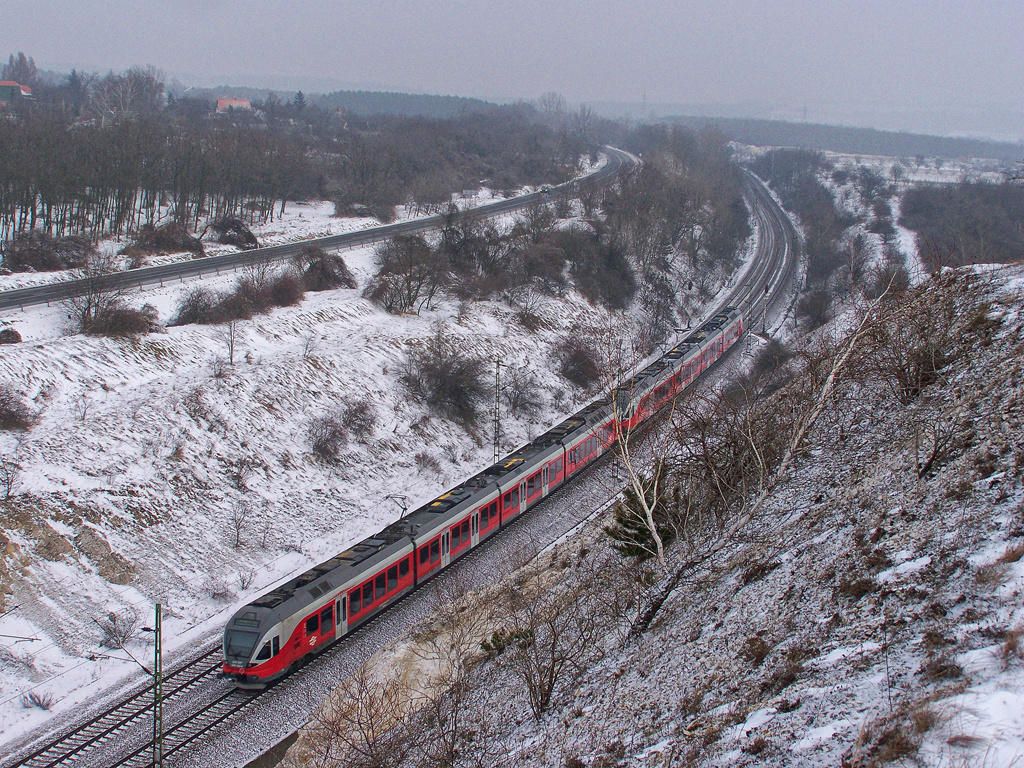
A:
[[519, 480, 528, 511], [441, 531, 451, 567], [336, 594, 348, 636], [319, 605, 335, 646], [471, 512, 480, 547]]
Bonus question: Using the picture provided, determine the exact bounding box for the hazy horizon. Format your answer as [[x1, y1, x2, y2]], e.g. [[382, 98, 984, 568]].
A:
[[6, 0, 1022, 141]]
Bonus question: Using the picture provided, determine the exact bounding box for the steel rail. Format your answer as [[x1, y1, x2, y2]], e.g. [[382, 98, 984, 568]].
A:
[[2, 167, 797, 768]]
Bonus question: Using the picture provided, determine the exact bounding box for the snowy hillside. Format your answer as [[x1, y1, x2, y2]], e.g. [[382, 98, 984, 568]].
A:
[[0, 189, 747, 745], [283, 264, 1024, 768]]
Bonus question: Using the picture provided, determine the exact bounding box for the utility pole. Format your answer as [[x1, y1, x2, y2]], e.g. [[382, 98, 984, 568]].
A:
[[143, 604, 163, 768], [492, 360, 502, 463]]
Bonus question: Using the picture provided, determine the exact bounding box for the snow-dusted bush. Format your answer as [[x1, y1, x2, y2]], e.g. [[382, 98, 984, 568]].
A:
[[0, 384, 33, 430], [296, 245, 357, 292], [309, 414, 348, 463], [3, 230, 95, 272], [400, 328, 489, 426], [554, 336, 601, 389]]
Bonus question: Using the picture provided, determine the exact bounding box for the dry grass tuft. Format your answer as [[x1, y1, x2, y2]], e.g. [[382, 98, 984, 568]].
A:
[[997, 541, 1024, 564]]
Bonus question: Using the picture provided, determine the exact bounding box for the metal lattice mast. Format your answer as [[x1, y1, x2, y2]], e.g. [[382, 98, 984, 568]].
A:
[[154, 603, 163, 768], [493, 360, 501, 463]]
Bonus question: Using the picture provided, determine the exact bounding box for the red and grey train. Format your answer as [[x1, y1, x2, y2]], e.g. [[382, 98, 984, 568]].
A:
[[222, 307, 744, 687]]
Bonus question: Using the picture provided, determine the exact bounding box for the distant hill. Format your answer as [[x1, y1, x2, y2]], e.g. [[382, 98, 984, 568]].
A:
[[666, 115, 1023, 163], [315, 90, 498, 118]]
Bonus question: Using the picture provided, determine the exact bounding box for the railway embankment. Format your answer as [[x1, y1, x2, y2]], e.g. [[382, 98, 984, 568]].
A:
[[282, 265, 1024, 768]]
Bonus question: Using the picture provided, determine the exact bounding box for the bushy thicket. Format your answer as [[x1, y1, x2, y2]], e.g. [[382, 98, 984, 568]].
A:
[[0, 384, 33, 430], [900, 181, 1024, 269], [365, 126, 751, 348], [172, 269, 305, 325], [2, 230, 96, 272], [293, 245, 357, 292], [400, 328, 490, 426]]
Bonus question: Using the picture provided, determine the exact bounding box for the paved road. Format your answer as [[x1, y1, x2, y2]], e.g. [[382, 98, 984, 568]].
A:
[[0, 148, 634, 312], [0, 168, 799, 768]]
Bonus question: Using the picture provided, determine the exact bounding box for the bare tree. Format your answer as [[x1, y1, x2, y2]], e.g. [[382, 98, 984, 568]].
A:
[[217, 320, 241, 366], [64, 250, 125, 333], [230, 501, 250, 549], [303, 664, 418, 768], [0, 455, 20, 498]]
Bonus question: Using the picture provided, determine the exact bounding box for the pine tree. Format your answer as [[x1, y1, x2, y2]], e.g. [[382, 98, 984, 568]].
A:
[[293, 91, 306, 113], [604, 461, 677, 561]]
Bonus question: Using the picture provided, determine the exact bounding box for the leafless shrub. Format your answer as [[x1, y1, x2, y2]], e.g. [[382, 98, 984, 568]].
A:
[[238, 569, 256, 590], [365, 234, 449, 314], [4, 230, 96, 272], [230, 501, 250, 548], [21, 691, 55, 710], [1002, 625, 1023, 664], [205, 577, 235, 602], [342, 397, 378, 441], [0, 384, 34, 431], [304, 664, 418, 768], [741, 635, 772, 666], [0, 327, 22, 344], [743, 735, 768, 755], [493, 557, 610, 720], [96, 608, 141, 649], [0, 456, 20, 498], [503, 367, 542, 417], [310, 414, 348, 462], [85, 302, 154, 337], [555, 336, 601, 389], [207, 215, 258, 249], [128, 221, 204, 257], [295, 244, 357, 291], [415, 451, 442, 475], [400, 327, 489, 426], [0, 646, 36, 672]]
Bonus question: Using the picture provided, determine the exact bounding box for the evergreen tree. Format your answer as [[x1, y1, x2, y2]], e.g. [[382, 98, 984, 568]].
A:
[[604, 461, 677, 561]]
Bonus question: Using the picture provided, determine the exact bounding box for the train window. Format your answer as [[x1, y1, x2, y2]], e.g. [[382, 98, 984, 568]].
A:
[[461, 519, 470, 539], [350, 588, 361, 615], [419, 546, 429, 564], [272, 636, 280, 656], [375, 573, 386, 600], [255, 642, 272, 661], [338, 598, 346, 621], [387, 565, 398, 591], [430, 539, 440, 562], [362, 582, 373, 605], [479, 506, 488, 527], [472, 515, 478, 535], [510, 488, 519, 507], [452, 525, 461, 548], [321, 606, 334, 634], [399, 558, 410, 578], [503, 490, 511, 505], [305, 615, 319, 635], [556, 457, 563, 473], [490, 500, 498, 519]]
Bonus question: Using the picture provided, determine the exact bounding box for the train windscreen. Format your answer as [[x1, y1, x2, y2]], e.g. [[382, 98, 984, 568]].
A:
[[224, 630, 259, 663]]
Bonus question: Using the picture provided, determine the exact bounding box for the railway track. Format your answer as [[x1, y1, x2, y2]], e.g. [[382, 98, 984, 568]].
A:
[[2, 169, 799, 768]]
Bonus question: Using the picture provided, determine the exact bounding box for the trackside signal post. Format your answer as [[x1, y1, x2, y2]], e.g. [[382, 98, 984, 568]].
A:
[[143, 604, 164, 768]]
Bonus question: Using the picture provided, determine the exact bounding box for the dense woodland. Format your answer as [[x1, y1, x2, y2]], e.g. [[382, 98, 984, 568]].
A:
[[900, 182, 1024, 268], [0, 60, 593, 263]]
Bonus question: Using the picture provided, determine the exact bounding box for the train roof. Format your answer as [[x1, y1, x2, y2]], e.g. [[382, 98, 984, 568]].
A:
[[246, 527, 413, 614]]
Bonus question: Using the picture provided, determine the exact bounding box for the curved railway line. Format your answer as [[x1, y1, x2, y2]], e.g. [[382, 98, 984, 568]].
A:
[[3, 166, 799, 768]]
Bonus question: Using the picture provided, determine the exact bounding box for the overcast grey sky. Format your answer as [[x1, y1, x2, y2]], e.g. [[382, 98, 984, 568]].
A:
[[4, 0, 1022, 139]]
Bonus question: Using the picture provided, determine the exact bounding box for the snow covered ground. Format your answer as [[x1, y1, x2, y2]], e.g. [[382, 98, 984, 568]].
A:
[[283, 264, 1024, 768], [0, 167, 734, 748]]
